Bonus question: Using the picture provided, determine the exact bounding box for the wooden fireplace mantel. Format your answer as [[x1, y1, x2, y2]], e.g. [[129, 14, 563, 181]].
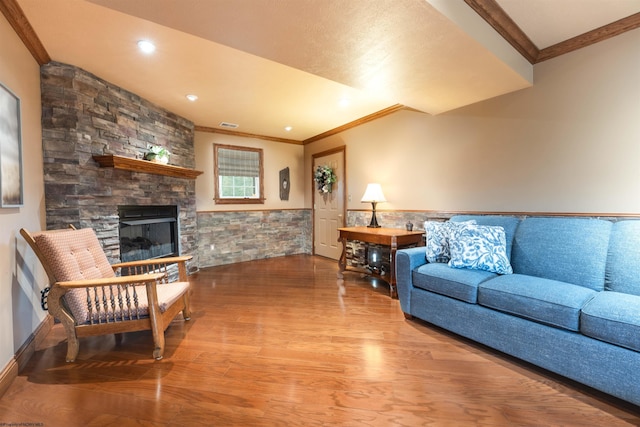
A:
[[92, 155, 203, 179]]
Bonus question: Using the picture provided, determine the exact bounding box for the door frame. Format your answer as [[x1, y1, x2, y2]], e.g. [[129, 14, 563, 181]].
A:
[[312, 146, 346, 256]]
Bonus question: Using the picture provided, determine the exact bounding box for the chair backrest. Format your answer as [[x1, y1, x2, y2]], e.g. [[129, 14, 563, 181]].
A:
[[21, 227, 115, 283]]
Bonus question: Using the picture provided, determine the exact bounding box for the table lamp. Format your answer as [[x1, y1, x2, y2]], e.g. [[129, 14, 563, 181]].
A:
[[361, 183, 386, 228]]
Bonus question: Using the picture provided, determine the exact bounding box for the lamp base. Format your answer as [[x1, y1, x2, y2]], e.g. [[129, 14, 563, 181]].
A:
[[367, 219, 381, 228], [367, 202, 381, 228]]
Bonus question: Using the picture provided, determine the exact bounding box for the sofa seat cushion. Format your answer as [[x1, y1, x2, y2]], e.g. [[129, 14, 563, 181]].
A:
[[581, 291, 640, 352], [70, 281, 190, 325], [413, 263, 496, 303], [478, 274, 597, 331]]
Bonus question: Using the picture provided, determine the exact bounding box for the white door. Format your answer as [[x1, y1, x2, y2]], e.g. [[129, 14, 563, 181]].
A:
[[313, 150, 345, 260]]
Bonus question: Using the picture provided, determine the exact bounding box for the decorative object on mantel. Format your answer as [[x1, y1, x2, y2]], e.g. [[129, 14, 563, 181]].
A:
[[361, 183, 386, 228], [314, 165, 337, 194], [144, 145, 170, 164]]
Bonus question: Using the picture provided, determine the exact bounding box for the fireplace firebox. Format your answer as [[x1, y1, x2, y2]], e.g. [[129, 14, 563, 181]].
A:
[[118, 205, 179, 262]]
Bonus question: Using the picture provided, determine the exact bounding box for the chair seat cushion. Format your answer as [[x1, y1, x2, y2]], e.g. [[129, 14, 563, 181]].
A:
[[69, 281, 190, 324], [478, 274, 597, 331], [581, 291, 640, 352], [413, 263, 496, 303]]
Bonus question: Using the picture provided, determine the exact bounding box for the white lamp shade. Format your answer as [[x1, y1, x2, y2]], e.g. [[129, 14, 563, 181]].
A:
[[361, 183, 386, 203]]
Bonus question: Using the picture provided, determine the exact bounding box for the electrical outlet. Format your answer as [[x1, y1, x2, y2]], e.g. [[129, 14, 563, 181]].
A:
[[348, 194, 352, 202]]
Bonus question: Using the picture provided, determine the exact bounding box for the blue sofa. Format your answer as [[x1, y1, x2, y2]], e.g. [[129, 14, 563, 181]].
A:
[[396, 215, 640, 406]]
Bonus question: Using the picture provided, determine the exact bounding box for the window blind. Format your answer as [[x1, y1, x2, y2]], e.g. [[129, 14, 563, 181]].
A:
[[218, 148, 260, 177]]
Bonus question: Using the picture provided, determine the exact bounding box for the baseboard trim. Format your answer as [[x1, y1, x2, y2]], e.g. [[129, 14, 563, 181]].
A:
[[0, 357, 18, 398], [0, 315, 54, 397], [15, 315, 54, 370]]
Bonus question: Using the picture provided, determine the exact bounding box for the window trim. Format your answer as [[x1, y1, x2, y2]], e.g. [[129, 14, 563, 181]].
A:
[[213, 143, 265, 204]]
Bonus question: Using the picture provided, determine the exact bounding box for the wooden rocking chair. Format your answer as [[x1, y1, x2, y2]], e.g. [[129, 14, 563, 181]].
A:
[[20, 226, 192, 362]]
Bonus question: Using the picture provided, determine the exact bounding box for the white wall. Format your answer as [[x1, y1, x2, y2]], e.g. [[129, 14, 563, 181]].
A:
[[305, 28, 640, 215], [194, 131, 305, 211], [0, 14, 46, 369]]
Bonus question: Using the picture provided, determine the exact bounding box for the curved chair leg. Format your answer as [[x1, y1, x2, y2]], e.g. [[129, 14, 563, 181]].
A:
[[48, 287, 80, 362], [66, 333, 80, 363], [147, 283, 165, 360], [182, 293, 192, 320], [152, 340, 164, 360]]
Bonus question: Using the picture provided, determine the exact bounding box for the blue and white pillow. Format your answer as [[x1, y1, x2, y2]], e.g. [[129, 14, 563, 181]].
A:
[[448, 224, 513, 274], [424, 220, 476, 263]]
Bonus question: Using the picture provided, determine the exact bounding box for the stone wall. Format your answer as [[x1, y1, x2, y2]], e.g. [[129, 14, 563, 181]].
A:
[[197, 210, 311, 267], [40, 62, 198, 270], [347, 210, 450, 231]]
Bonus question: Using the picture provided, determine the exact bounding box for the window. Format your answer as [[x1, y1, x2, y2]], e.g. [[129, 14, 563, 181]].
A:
[[213, 144, 264, 204]]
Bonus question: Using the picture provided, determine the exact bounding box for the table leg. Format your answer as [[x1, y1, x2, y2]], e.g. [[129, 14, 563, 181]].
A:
[[389, 237, 398, 298], [337, 236, 346, 279]]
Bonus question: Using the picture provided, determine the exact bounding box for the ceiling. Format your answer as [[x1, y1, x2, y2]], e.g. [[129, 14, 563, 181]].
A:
[[13, 0, 640, 143]]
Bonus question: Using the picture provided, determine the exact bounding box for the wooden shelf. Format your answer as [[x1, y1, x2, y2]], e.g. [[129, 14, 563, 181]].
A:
[[93, 155, 203, 179]]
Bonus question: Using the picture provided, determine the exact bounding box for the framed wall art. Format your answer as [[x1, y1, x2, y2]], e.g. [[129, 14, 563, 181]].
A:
[[0, 82, 23, 207]]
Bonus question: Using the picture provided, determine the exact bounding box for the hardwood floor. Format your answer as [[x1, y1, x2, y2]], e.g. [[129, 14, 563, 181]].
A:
[[1, 255, 639, 426]]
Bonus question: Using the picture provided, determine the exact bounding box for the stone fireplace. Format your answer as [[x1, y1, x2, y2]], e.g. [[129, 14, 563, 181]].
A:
[[40, 62, 199, 271]]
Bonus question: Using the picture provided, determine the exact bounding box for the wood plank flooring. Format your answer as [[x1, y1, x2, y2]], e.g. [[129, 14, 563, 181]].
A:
[[1, 255, 639, 426]]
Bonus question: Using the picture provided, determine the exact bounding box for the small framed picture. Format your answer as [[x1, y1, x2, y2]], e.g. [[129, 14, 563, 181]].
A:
[[0, 81, 23, 208]]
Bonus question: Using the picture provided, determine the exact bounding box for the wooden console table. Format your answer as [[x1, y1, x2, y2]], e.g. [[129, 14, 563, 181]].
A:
[[337, 227, 424, 298]]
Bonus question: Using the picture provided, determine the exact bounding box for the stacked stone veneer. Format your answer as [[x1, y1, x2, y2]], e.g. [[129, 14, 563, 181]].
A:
[[197, 210, 312, 267], [40, 62, 198, 270]]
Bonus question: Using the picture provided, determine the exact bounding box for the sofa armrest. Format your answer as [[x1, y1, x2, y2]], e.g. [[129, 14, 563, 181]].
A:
[[396, 247, 428, 314]]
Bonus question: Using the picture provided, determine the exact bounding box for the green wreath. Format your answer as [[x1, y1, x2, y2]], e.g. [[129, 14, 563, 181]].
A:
[[314, 165, 337, 194]]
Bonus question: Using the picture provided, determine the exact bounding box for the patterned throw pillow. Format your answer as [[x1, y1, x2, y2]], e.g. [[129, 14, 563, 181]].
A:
[[424, 220, 476, 263], [448, 224, 513, 274]]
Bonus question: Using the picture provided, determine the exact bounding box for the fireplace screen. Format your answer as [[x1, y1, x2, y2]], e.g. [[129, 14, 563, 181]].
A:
[[118, 205, 178, 262]]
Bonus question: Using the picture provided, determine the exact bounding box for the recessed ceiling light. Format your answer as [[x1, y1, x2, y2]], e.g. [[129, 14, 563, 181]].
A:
[[339, 98, 350, 108], [186, 94, 198, 102], [284, 126, 293, 132], [137, 40, 156, 54]]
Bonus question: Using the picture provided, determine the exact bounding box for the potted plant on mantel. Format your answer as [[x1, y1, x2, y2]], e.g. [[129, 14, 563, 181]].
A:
[[144, 145, 171, 164]]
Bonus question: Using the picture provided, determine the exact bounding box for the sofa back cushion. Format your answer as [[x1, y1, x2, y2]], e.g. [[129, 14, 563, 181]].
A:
[[450, 215, 520, 259], [605, 220, 640, 296], [511, 217, 611, 291]]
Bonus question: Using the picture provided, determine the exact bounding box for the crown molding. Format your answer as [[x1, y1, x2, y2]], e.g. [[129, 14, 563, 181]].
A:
[[0, 0, 50, 65], [303, 104, 408, 145], [195, 104, 410, 146], [463, 0, 538, 64], [465, 0, 640, 64], [537, 12, 640, 63], [194, 125, 304, 145]]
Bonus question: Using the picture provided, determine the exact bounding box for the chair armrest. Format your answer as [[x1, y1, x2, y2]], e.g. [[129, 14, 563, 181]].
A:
[[111, 255, 193, 270], [112, 255, 192, 282], [55, 272, 166, 289]]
